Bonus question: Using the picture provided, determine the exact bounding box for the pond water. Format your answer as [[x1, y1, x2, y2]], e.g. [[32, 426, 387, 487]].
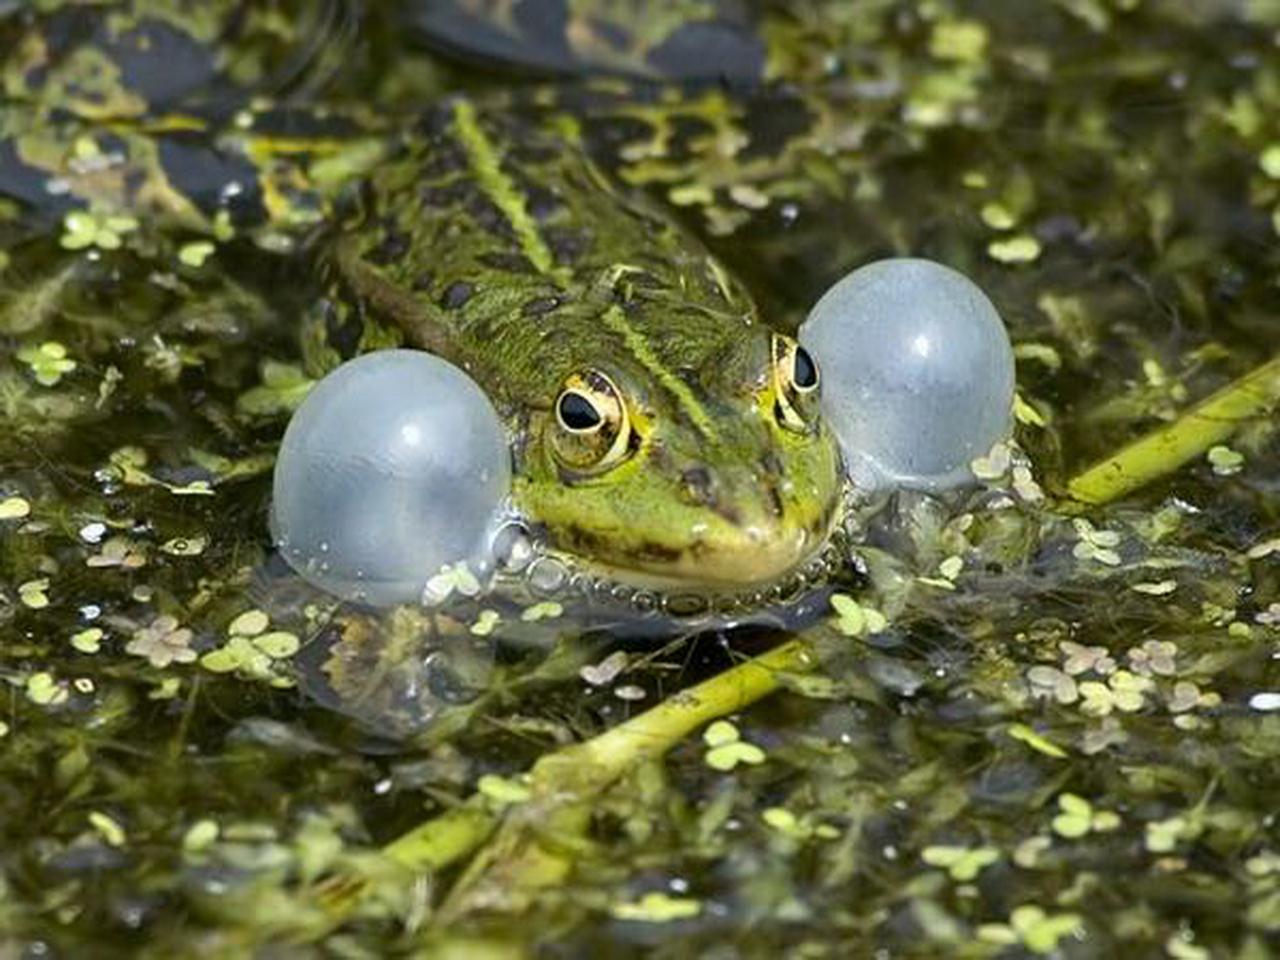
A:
[[1, 2, 1278, 956]]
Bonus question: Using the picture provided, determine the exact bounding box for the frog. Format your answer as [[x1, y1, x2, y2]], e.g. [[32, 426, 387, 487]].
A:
[[326, 95, 848, 605]]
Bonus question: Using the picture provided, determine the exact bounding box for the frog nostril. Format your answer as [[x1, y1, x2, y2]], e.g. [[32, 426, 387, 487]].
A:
[[681, 467, 716, 506], [766, 480, 785, 519]]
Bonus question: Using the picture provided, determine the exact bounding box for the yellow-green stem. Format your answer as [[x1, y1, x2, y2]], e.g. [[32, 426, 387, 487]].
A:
[[1067, 354, 1280, 505], [313, 639, 815, 925], [382, 802, 496, 872]]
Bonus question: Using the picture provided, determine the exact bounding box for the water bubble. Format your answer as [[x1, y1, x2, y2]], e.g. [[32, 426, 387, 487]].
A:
[[271, 350, 511, 606], [491, 520, 534, 572], [526, 557, 568, 596], [800, 258, 1014, 491]]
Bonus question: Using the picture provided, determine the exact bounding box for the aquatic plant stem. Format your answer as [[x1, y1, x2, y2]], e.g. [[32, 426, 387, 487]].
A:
[[434, 636, 818, 919], [534, 637, 814, 786], [404, 637, 812, 860], [314, 638, 815, 925], [382, 802, 497, 872], [1067, 353, 1280, 505]]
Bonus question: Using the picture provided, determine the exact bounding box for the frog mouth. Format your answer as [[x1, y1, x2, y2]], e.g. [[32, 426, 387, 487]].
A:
[[490, 484, 864, 622], [606, 522, 827, 591]]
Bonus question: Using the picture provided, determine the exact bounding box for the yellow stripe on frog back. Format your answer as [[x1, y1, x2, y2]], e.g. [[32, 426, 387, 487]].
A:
[[450, 98, 571, 284], [599, 304, 718, 441]]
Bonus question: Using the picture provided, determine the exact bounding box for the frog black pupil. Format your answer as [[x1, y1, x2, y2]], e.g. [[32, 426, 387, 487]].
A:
[[559, 392, 601, 430], [793, 347, 818, 388]]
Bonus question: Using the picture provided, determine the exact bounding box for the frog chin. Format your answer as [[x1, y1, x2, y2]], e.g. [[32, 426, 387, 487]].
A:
[[585, 517, 833, 593]]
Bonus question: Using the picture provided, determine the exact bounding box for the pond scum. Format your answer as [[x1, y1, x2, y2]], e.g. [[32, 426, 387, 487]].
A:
[[1, 2, 1279, 957]]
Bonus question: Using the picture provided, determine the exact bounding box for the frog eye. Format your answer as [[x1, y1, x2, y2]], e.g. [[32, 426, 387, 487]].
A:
[[551, 370, 633, 471], [557, 390, 603, 432], [791, 345, 820, 393], [772, 334, 821, 433]]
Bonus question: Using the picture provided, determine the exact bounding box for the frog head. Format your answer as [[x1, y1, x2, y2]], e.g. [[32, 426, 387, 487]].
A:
[[513, 304, 844, 592]]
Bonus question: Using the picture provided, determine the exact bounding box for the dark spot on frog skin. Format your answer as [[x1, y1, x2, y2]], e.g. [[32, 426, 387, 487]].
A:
[[441, 281, 474, 309], [464, 192, 518, 240], [506, 140, 560, 167], [522, 296, 561, 317], [523, 184, 562, 222], [415, 104, 456, 139], [542, 225, 589, 264], [478, 251, 537, 273], [413, 139, 470, 181], [365, 225, 410, 265], [419, 180, 469, 210]]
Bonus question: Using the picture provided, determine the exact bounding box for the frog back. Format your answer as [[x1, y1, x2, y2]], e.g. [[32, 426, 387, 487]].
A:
[[332, 97, 757, 418]]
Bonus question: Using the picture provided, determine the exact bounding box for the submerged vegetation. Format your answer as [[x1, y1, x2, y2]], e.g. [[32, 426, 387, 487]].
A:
[[1, 1, 1279, 956]]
